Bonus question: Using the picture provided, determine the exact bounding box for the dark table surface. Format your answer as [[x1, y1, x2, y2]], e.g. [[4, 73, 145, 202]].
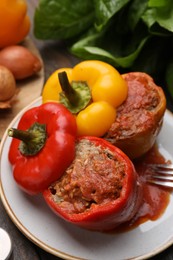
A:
[[1, 1, 173, 259]]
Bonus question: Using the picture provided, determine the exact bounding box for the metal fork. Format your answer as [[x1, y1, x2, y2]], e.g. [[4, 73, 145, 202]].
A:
[[147, 164, 173, 188]]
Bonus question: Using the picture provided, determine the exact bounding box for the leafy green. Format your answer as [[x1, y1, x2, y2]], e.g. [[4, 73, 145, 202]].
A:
[[94, 0, 130, 30], [127, 0, 148, 30], [34, 0, 95, 39], [34, 0, 173, 100], [70, 26, 149, 68], [142, 0, 173, 33]]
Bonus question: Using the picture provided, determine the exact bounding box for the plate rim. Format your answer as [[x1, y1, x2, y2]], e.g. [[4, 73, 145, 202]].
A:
[[1, 97, 173, 260]]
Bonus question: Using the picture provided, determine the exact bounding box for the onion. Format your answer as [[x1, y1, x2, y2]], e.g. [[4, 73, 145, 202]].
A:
[[0, 65, 16, 102], [0, 45, 42, 80]]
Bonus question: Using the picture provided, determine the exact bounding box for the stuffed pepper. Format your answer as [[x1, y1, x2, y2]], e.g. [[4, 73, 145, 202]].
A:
[[104, 72, 166, 159], [43, 136, 142, 231]]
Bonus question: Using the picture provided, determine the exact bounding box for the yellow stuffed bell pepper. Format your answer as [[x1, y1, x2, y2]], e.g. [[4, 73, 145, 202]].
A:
[[42, 60, 128, 137], [0, 0, 30, 48]]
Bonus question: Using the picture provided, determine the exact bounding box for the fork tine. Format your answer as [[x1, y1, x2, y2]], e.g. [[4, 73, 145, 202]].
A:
[[147, 164, 173, 170], [148, 179, 173, 188], [146, 163, 173, 188], [152, 175, 173, 181], [147, 164, 173, 175], [153, 170, 173, 175]]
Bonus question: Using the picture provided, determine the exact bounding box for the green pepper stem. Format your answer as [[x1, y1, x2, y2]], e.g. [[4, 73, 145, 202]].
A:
[[8, 123, 47, 156], [8, 128, 36, 143], [58, 71, 79, 106]]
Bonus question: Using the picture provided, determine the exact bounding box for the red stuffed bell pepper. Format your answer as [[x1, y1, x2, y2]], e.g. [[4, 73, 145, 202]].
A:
[[43, 136, 142, 231], [8, 102, 77, 195]]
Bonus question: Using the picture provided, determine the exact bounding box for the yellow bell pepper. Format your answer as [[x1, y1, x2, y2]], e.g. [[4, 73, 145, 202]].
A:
[[42, 60, 128, 137], [0, 0, 30, 48]]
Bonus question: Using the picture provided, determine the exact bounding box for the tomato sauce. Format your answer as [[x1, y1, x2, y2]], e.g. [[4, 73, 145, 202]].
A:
[[116, 144, 172, 232]]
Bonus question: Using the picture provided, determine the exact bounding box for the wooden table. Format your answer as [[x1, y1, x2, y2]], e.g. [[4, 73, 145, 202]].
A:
[[1, 1, 173, 259]]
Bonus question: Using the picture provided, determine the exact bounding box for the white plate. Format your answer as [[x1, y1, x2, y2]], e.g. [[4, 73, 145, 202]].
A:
[[1, 97, 173, 260]]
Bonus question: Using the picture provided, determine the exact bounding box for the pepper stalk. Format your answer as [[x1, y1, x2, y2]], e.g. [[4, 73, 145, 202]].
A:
[[58, 71, 91, 114], [8, 122, 47, 156]]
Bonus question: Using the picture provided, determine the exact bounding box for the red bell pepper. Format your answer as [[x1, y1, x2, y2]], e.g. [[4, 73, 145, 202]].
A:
[[43, 136, 142, 231], [8, 102, 77, 195]]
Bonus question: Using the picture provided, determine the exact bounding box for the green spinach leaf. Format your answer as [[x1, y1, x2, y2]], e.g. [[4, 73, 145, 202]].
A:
[[94, 0, 130, 30], [34, 0, 95, 39]]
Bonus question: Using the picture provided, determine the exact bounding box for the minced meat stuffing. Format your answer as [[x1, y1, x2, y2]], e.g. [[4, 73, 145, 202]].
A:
[[105, 72, 161, 140], [118, 73, 160, 114], [50, 139, 125, 214]]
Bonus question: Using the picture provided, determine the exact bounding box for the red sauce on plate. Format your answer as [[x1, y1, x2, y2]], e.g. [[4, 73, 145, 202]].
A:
[[116, 144, 172, 232]]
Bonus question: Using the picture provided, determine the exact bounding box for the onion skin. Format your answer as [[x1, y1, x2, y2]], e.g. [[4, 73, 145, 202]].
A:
[[0, 65, 16, 102], [0, 45, 42, 80]]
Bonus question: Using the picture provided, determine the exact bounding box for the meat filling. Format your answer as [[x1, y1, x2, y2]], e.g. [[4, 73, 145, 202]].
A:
[[105, 72, 161, 141], [120, 73, 160, 113], [50, 139, 125, 214]]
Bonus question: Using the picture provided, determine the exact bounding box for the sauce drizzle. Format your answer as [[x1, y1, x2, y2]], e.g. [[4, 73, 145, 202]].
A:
[[116, 144, 172, 232]]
